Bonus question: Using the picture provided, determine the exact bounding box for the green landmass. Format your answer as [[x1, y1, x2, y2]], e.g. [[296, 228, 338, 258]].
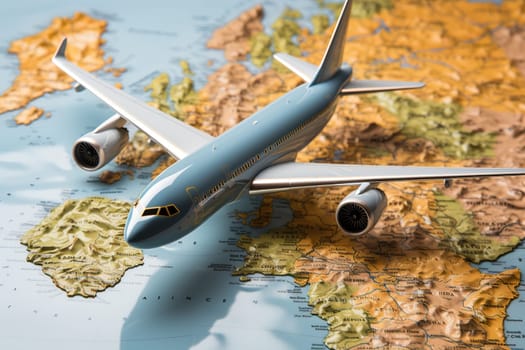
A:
[[250, 32, 273, 67], [316, 0, 343, 18], [233, 229, 303, 277], [251, 0, 394, 69], [309, 281, 370, 349], [179, 60, 193, 76], [371, 93, 496, 159], [316, 0, 392, 19], [170, 76, 197, 112], [271, 9, 302, 57], [352, 0, 393, 18], [249, 7, 302, 69], [144, 60, 198, 120], [144, 72, 171, 113], [311, 14, 330, 35], [433, 191, 520, 263], [21, 197, 143, 297]]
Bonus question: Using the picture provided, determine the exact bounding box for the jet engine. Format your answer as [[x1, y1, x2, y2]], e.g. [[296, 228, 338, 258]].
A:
[[72, 127, 129, 171], [335, 187, 387, 236]]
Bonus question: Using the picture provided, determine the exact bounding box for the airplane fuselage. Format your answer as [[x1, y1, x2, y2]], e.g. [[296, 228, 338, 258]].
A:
[[124, 67, 353, 248]]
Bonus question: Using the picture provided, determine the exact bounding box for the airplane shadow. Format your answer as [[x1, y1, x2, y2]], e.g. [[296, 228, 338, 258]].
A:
[[119, 257, 249, 349], [119, 195, 302, 350]]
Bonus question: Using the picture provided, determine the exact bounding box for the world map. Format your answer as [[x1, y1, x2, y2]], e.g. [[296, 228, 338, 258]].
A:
[[1, 0, 524, 349]]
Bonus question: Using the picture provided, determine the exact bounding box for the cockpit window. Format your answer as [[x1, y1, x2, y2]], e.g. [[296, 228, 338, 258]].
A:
[[141, 204, 180, 217], [166, 205, 179, 216], [142, 208, 159, 216]]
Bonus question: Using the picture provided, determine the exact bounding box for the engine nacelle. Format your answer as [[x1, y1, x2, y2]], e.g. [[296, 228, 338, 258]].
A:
[[72, 128, 129, 171], [336, 188, 387, 236]]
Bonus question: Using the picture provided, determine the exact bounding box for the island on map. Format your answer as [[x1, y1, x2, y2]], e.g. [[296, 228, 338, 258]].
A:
[[0, 12, 117, 125], [21, 197, 143, 297]]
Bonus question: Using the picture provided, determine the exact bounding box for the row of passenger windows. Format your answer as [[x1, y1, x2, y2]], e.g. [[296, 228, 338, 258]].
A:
[[142, 204, 180, 217], [199, 118, 311, 204]]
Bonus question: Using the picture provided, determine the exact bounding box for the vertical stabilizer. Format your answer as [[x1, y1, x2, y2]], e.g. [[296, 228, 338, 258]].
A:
[[310, 0, 353, 85]]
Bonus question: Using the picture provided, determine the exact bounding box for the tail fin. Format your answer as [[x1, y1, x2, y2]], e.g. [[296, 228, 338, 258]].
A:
[[273, 0, 424, 94], [310, 0, 353, 85]]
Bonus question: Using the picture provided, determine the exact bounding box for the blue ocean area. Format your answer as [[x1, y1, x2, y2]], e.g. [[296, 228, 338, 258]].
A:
[[476, 240, 525, 349]]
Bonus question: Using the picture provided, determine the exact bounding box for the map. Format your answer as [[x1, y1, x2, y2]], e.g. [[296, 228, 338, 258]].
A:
[[1, 0, 525, 349]]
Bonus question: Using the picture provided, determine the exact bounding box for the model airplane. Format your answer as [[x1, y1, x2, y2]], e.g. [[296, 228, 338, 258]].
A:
[[53, 0, 525, 249]]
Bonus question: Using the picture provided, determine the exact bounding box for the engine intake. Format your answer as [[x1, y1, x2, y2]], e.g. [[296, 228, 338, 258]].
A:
[[72, 128, 129, 171], [336, 188, 387, 236]]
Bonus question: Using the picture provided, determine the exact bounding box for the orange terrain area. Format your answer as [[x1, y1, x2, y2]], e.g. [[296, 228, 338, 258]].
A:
[[0, 12, 109, 124]]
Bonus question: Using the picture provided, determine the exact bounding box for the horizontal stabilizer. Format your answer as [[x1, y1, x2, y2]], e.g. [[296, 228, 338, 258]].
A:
[[341, 79, 424, 95], [274, 53, 317, 82]]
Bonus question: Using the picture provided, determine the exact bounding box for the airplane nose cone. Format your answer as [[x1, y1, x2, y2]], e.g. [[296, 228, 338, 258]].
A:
[[124, 209, 159, 249], [124, 208, 185, 249], [124, 222, 151, 249]]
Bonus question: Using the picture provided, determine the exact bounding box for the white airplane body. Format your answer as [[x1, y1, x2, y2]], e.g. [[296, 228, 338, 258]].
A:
[[52, 0, 525, 248]]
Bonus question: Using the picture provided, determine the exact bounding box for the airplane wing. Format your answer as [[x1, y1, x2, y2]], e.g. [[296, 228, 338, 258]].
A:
[[250, 162, 525, 194], [52, 38, 214, 160]]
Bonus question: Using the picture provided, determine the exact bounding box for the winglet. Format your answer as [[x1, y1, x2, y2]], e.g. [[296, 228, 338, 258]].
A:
[[53, 37, 68, 60]]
